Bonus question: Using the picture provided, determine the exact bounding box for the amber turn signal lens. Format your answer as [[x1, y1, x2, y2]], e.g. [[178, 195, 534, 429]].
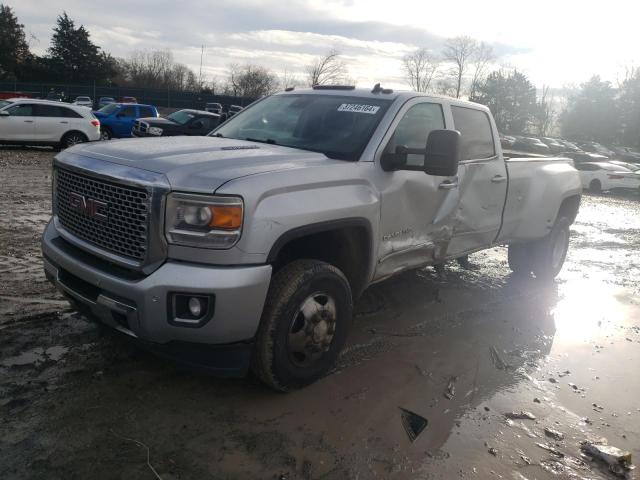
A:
[[208, 205, 242, 229]]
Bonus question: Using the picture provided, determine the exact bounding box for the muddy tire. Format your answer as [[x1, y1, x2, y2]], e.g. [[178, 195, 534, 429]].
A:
[[589, 179, 602, 193], [508, 244, 532, 275], [251, 259, 353, 392], [531, 216, 570, 279]]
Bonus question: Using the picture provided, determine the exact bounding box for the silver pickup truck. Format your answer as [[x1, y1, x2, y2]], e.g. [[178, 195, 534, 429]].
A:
[[42, 86, 582, 390]]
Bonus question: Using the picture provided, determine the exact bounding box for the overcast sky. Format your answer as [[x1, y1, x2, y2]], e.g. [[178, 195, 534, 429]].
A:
[[11, 0, 640, 90]]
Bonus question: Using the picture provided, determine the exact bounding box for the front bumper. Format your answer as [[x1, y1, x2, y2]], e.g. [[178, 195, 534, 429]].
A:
[[42, 220, 272, 372]]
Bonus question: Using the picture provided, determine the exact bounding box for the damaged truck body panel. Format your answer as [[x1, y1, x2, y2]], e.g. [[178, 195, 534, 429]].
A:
[[42, 87, 582, 389]]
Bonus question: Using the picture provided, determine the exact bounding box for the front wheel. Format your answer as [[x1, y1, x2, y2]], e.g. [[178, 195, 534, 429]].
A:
[[251, 260, 353, 391]]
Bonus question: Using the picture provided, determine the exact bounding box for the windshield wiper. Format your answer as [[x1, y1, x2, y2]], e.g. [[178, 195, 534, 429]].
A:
[[245, 137, 276, 145]]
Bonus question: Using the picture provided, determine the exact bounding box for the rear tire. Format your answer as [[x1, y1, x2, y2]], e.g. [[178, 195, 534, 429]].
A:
[[100, 127, 112, 141], [251, 260, 353, 391], [507, 216, 570, 280], [589, 179, 602, 193], [531, 216, 570, 279], [61, 131, 88, 149]]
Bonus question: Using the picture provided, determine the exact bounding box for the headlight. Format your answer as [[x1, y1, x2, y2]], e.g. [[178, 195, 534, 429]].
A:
[[148, 126, 163, 136], [165, 193, 243, 249]]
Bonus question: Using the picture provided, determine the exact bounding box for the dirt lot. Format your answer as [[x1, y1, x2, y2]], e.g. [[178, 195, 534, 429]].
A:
[[1, 147, 639, 479]]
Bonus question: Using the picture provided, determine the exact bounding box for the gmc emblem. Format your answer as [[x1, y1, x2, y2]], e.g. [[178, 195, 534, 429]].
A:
[[68, 192, 108, 221]]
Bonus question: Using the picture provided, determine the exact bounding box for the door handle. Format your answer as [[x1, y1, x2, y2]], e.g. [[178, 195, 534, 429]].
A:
[[438, 179, 459, 190], [491, 175, 507, 183], [60, 121, 68, 124], [23, 120, 34, 123]]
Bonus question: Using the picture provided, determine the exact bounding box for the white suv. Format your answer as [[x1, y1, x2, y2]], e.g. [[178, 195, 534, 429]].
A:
[[0, 98, 101, 148]]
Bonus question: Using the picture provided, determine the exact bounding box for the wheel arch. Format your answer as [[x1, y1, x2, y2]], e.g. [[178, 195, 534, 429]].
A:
[[266, 218, 374, 299], [60, 129, 88, 143]]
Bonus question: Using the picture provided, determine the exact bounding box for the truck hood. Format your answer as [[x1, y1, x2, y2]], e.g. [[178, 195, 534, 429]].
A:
[[69, 136, 337, 192]]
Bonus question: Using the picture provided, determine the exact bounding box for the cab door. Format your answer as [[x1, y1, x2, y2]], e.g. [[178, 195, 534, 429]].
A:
[[374, 99, 460, 280], [445, 105, 508, 257], [0, 103, 36, 141]]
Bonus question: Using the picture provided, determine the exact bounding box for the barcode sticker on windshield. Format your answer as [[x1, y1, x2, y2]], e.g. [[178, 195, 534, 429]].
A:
[[337, 103, 380, 114]]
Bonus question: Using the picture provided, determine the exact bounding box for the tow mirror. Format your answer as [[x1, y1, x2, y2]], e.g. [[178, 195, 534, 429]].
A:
[[424, 129, 460, 177]]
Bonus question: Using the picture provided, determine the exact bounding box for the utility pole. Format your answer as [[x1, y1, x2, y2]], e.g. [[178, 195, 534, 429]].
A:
[[198, 45, 204, 92]]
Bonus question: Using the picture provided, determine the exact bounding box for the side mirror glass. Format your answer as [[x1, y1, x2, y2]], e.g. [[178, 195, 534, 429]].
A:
[[424, 129, 460, 176]]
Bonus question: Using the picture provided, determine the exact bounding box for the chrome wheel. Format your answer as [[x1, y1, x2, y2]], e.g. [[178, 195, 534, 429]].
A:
[[100, 129, 111, 141], [287, 292, 337, 367]]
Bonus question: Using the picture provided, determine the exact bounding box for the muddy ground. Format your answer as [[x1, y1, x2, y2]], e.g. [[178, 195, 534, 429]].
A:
[[0, 147, 639, 480]]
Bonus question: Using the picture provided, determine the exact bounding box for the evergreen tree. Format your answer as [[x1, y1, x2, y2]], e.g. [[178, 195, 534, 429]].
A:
[[0, 4, 31, 79], [559, 76, 619, 144], [472, 69, 537, 134], [47, 12, 116, 83]]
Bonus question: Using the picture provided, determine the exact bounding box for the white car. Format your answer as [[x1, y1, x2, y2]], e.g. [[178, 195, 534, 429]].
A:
[[575, 161, 640, 192], [73, 96, 93, 108], [0, 98, 101, 148]]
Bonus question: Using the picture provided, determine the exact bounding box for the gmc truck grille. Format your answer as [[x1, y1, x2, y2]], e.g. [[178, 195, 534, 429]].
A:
[[55, 168, 150, 261]]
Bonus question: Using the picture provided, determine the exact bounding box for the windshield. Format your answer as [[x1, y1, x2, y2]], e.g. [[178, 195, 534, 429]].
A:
[[98, 103, 120, 114], [167, 110, 195, 125], [211, 94, 392, 160]]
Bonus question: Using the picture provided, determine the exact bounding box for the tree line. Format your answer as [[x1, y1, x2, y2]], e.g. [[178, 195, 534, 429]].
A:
[[2, 4, 639, 148]]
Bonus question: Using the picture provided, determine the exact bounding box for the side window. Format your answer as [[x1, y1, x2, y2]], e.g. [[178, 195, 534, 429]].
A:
[[139, 106, 154, 117], [385, 103, 445, 167], [119, 106, 136, 118], [34, 105, 61, 117], [61, 107, 82, 118], [451, 106, 496, 160], [7, 104, 34, 116]]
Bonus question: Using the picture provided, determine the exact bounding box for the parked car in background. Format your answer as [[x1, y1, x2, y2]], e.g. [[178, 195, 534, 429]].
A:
[[558, 140, 582, 152], [45, 91, 64, 102], [0, 98, 100, 148], [513, 136, 550, 154], [540, 137, 565, 153], [580, 142, 616, 158], [119, 96, 138, 104], [98, 97, 115, 109], [219, 104, 244, 123], [609, 146, 640, 163], [561, 151, 609, 164], [499, 134, 516, 148], [132, 109, 220, 137], [574, 161, 640, 193], [609, 160, 640, 172], [73, 96, 93, 108], [205, 102, 222, 114], [94, 103, 158, 140]]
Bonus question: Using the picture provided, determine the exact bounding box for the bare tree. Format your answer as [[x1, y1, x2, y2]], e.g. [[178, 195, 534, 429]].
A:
[[279, 68, 302, 90], [469, 42, 494, 100], [535, 85, 556, 137], [227, 63, 278, 98], [305, 49, 349, 86], [442, 36, 478, 98], [402, 48, 440, 92], [121, 49, 199, 91]]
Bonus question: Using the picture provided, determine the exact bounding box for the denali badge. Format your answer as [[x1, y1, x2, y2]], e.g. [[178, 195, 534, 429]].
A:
[[68, 192, 108, 221]]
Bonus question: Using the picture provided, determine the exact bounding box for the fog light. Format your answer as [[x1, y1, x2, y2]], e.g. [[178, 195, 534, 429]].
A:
[[188, 296, 202, 317], [169, 293, 214, 327]]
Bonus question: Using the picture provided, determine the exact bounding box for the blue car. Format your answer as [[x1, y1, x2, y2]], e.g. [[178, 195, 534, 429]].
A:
[[94, 103, 158, 140]]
